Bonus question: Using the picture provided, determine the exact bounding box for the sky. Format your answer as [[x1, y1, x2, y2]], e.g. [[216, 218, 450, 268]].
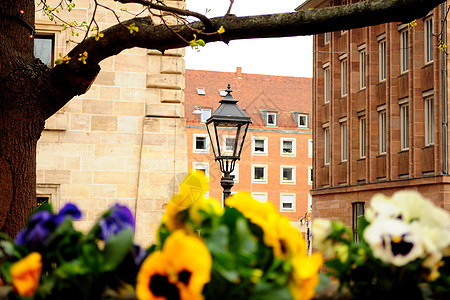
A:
[[184, 0, 312, 78]]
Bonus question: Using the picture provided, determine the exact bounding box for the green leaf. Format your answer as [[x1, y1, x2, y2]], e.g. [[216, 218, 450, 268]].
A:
[[250, 282, 293, 300], [102, 229, 133, 271]]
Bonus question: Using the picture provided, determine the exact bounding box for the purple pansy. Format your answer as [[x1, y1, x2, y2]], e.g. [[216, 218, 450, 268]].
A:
[[98, 204, 135, 241], [15, 203, 82, 252]]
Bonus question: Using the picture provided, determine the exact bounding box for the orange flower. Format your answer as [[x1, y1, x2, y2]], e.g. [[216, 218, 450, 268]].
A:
[[10, 252, 42, 297]]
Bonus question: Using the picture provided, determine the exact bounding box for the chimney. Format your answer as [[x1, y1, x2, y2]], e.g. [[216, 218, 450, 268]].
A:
[[236, 67, 242, 79]]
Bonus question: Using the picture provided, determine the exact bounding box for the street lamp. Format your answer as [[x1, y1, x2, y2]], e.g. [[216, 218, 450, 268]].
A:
[[206, 84, 252, 203]]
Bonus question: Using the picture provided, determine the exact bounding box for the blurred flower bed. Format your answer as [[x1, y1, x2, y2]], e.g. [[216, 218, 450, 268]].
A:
[[0, 172, 449, 299], [0, 171, 322, 300]]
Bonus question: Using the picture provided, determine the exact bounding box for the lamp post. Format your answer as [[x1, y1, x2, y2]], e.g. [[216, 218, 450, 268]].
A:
[[206, 84, 252, 203]]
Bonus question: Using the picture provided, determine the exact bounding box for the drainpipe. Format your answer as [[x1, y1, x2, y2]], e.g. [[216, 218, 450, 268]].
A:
[[442, 2, 448, 174]]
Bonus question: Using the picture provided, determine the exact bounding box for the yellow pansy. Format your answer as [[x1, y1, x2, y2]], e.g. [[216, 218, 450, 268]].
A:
[[136, 230, 212, 300], [10, 252, 42, 297], [189, 197, 223, 227], [289, 252, 323, 300]]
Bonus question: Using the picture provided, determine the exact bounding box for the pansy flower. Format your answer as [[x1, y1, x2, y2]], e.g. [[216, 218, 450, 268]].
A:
[[98, 204, 135, 240], [15, 203, 81, 252], [289, 252, 323, 300], [364, 218, 425, 266], [136, 230, 212, 300], [10, 252, 42, 297]]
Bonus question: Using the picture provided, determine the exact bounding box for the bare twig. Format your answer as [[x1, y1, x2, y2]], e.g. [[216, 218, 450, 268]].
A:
[[226, 0, 235, 15]]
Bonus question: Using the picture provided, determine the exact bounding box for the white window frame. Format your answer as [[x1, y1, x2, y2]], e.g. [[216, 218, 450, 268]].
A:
[[341, 58, 348, 97], [425, 17, 434, 64], [379, 110, 387, 154], [324, 127, 330, 165], [252, 192, 267, 203], [298, 113, 309, 128], [252, 137, 268, 155], [193, 134, 209, 153], [324, 65, 330, 103], [280, 166, 296, 184], [266, 112, 277, 126], [400, 29, 409, 73], [252, 164, 268, 183], [359, 45, 367, 89], [308, 194, 312, 212], [308, 139, 313, 157], [341, 122, 348, 162], [425, 96, 434, 146], [200, 108, 211, 123], [230, 164, 239, 183], [223, 135, 236, 154], [192, 162, 210, 179], [324, 32, 330, 44], [280, 138, 296, 156], [360, 117, 367, 158], [308, 166, 313, 185], [400, 102, 410, 150], [379, 38, 387, 82], [280, 193, 296, 212], [196, 88, 205, 95]]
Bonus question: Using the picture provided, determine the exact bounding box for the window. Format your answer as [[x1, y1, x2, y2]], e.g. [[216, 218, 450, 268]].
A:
[[252, 165, 267, 183], [193, 162, 209, 179], [308, 139, 313, 157], [224, 136, 236, 153], [252, 137, 268, 155], [341, 58, 348, 97], [266, 112, 277, 126], [401, 103, 409, 150], [37, 196, 50, 207], [280, 194, 295, 212], [360, 117, 366, 158], [352, 202, 365, 243], [425, 18, 434, 64], [34, 35, 54, 67], [425, 97, 434, 146], [200, 108, 211, 123], [324, 66, 330, 103], [193, 134, 209, 153], [308, 166, 313, 185], [230, 164, 239, 183], [218, 89, 227, 96], [281, 166, 295, 184], [196, 88, 205, 95], [379, 110, 387, 154], [252, 192, 267, 203], [324, 32, 330, 44], [401, 29, 409, 73], [308, 194, 312, 212], [298, 114, 308, 128], [379, 39, 387, 81], [341, 122, 348, 161], [359, 47, 366, 89], [281, 138, 296, 156], [324, 127, 330, 164]]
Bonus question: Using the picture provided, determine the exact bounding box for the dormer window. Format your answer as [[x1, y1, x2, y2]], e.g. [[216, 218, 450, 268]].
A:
[[196, 88, 205, 95], [218, 89, 227, 97], [298, 114, 308, 128], [266, 112, 277, 126], [200, 108, 211, 123]]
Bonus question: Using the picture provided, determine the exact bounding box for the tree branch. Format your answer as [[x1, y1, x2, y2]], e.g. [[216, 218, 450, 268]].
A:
[[48, 0, 446, 114]]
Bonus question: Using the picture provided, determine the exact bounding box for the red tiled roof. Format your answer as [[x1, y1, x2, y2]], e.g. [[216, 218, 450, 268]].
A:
[[184, 69, 312, 130]]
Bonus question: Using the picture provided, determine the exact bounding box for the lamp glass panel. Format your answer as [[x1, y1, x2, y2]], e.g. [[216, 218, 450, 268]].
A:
[[207, 122, 220, 157]]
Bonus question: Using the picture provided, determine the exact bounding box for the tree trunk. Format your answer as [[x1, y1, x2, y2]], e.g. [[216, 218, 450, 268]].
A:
[[0, 0, 46, 238]]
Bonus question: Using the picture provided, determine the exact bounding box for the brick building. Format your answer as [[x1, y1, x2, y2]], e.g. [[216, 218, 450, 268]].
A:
[[298, 0, 450, 234], [185, 68, 313, 230], [35, 0, 187, 246]]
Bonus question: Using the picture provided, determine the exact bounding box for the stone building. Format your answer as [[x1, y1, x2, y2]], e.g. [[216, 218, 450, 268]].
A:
[[35, 0, 187, 246], [298, 0, 450, 236], [184, 68, 313, 233]]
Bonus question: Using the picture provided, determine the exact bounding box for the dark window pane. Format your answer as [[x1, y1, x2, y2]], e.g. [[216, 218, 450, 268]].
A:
[[196, 137, 206, 149], [254, 167, 264, 179], [283, 168, 292, 180], [283, 141, 293, 153], [254, 139, 265, 152]]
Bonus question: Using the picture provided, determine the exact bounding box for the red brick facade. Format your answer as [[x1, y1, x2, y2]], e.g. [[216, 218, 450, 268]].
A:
[[299, 0, 450, 228], [184, 69, 312, 224]]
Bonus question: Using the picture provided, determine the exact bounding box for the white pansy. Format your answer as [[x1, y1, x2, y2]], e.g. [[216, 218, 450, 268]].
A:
[[364, 218, 425, 266], [365, 193, 402, 222], [391, 191, 427, 222], [312, 218, 334, 257]]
